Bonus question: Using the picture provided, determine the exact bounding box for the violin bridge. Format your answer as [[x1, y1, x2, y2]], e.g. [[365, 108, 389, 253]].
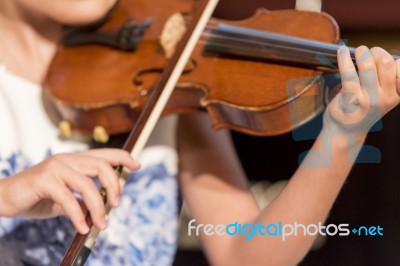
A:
[[160, 13, 187, 58]]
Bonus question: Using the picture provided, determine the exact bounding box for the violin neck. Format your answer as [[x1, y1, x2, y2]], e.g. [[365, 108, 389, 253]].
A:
[[206, 24, 399, 71]]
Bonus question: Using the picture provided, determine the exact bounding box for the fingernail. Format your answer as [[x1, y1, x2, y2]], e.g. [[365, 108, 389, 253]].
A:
[[81, 221, 90, 234], [133, 160, 141, 168], [100, 218, 107, 230], [339, 45, 347, 54]]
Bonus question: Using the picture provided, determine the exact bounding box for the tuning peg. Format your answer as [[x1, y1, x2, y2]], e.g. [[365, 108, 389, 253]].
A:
[[93, 126, 109, 143], [58, 120, 73, 139]]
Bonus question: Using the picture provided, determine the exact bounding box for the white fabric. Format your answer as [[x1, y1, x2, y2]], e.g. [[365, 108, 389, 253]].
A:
[[0, 64, 88, 164]]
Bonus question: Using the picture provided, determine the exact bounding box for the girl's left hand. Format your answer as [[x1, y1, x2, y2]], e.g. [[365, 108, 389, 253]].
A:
[[323, 45, 400, 136]]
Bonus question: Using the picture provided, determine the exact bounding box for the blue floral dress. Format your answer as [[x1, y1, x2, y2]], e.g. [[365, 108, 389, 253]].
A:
[[0, 65, 179, 265]]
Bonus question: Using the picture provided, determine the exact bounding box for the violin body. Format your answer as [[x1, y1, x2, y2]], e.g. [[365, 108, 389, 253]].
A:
[[45, 0, 340, 137]]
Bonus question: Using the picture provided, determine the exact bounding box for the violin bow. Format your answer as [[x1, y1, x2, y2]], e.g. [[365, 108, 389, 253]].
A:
[[60, 0, 219, 265]]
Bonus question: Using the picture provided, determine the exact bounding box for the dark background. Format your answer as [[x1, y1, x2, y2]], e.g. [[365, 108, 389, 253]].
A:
[[174, 1, 400, 265]]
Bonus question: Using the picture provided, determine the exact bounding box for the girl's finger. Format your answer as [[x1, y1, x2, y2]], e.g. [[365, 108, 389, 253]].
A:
[[396, 59, 400, 96], [82, 149, 141, 170], [370, 47, 396, 93], [337, 45, 361, 93], [44, 180, 89, 234], [61, 154, 121, 208], [354, 46, 379, 101], [47, 160, 108, 231]]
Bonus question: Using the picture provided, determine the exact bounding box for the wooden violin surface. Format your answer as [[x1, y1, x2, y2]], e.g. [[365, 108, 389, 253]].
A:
[[45, 0, 340, 137]]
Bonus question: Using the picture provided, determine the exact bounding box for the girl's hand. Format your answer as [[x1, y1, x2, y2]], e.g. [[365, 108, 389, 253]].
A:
[[323, 45, 400, 137], [0, 148, 140, 234]]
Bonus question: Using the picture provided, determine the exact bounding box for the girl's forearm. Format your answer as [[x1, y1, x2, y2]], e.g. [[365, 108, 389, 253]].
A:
[[229, 130, 365, 266]]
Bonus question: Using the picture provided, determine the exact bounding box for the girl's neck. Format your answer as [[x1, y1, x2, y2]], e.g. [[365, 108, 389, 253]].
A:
[[0, 1, 62, 83]]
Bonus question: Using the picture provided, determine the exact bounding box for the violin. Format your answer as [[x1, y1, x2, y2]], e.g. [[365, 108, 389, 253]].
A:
[[45, 0, 341, 142]]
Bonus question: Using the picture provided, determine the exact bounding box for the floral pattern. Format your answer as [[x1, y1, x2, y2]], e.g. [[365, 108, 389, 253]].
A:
[[0, 153, 178, 266]]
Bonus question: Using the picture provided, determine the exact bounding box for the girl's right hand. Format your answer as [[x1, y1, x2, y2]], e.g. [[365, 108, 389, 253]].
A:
[[0, 148, 140, 234]]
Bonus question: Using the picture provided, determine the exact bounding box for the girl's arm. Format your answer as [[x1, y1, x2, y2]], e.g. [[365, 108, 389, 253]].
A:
[[178, 46, 400, 266]]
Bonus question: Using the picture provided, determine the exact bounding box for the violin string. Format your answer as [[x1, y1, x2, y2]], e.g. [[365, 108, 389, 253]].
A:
[[179, 20, 358, 64], [177, 22, 340, 60], [197, 31, 339, 63], [200, 31, 339, 56]]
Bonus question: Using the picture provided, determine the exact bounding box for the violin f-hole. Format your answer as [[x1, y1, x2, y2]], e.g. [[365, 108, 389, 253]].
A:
[[132, 59, 197, 86]]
